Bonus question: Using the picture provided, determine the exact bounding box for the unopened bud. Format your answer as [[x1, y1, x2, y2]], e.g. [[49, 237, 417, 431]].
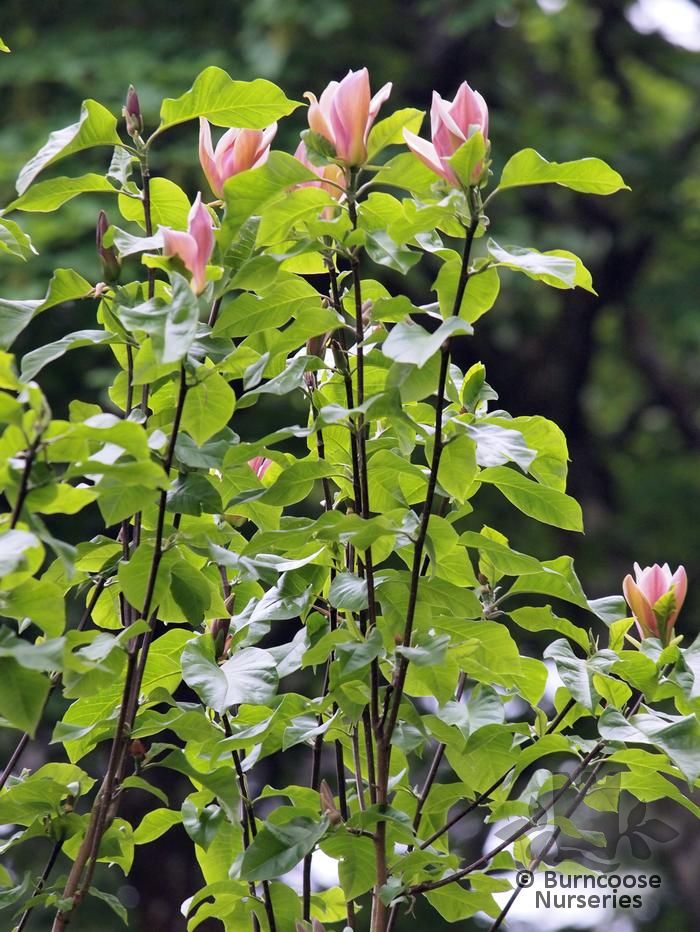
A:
[[211, 617, 231, 660], [312, 920, 327, 932], [320, 779, 342, 825], [96, 210, 121, 283], [361, 299, 373, 328], [306, 331, 330, 359], [123, 85, 143, 139], [129, 738, 147, 759]]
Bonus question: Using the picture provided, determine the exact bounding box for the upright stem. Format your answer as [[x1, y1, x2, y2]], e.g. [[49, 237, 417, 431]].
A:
[[373, 203, 480, 932], [52, 367, 189, 932]]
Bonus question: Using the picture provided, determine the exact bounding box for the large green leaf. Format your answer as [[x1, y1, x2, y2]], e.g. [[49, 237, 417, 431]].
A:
[[487, 241, 594, 292], [181, 636, 279, 712], [21, 329, 115, 381], [366, 107, 424, 161], [158, 66, 300, 133], [499, 148, 629, 195], [0, 659, 50, 735], [0, 268, 93, 350], [479, 466, 583, 531], [383, 317, 472, 368], [7, 173, 118, 212], [16, 100, 122, 194], [238, 816, 327, 882], [599, 708, 700, 783], [0, 217, 37, 260]]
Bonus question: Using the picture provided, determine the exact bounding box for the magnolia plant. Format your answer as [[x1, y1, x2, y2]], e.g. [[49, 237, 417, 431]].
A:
[[0, 61, 698, 932]]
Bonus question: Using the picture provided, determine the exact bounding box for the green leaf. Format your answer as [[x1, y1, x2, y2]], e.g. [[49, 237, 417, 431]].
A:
[[1, 577, 66, 636], [182, 798, 224, 850], [465, 421, 536, 471], [166, 473, 222, 516], [0, 268, 93, 350], [508, 606, 589, 651], [158, 66, 300, 133], [16, 100, 122, 195], [435, 262, 500, 322], [117, 273, 201, 363], [366, 107, 424, 161], [322, 831, 375, 899], [459, 530, 542, 577], [448, 131, 487, 187], [181, 636, 279, 712], [365, 231, 420, 274], [499, 148, 629, 195], [383, 317, 472, 368], [238, 816, 327, 882], [7, 173, 118, 212], [544, 639, 616, 710], [133, 808, 181, 844], [221, 152, 317, 239], [599, 708, 700, 783], [329, 572, 369, 612], [0, 659, 50, 735], [181, 372, 236, 444], [0, 38, 10, 52], [488, 240, 595, 292], [438, 433, 478, 502], [21, 329, 115, 381], [0, 217, 37, 261], [426, 886, 499, 922], [506, 555, 590, 609], [118, 177, 191, 231], [479, 466, 583, 531]]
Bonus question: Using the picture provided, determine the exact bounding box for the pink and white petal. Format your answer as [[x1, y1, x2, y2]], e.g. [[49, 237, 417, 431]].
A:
[[304, 92, 335, 144], [198, 119, 223, 198], [331, 69, 371, 163], [403, 129, 449, 180], [623, 574, 658, 637], [231, 129, 265, 173], [162, 227, 199, 273], [671, 565, 688, 612], [368, 81, 393, 124], [260, 123, 278, 150]]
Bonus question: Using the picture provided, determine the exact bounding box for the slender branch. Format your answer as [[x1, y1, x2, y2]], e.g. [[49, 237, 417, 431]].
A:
[[487, 758, 604, 932], [52, 367, 189, 931], [9, 432, 43, 528], [409, 693, 646, 897], [15, 838, 64, 932], [417, 697, 577, 851], [382, 208, 480, 747]]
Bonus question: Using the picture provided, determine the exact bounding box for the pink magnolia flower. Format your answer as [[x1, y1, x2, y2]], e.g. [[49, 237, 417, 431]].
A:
[[304, 68, 392, 167], [623, 562, 687, 644], [248, 456, 273, 480], [403, 81, 489, 186], [161, 193, 214, 295], [294, 141, 346, 199], [199, 118, 277, 198]]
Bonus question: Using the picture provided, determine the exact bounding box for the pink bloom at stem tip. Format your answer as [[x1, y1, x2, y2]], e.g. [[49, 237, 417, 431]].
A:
[[304, 68, 392, 167], [622, 562, 687, 644], [248, 456, 273, 480], [199, 118, 277, 198], [161, 193, 214, 295], [403, 81, 488, 186]]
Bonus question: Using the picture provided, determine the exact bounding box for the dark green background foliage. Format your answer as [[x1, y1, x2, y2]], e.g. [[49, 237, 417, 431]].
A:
[[0, 1, 698, 930]]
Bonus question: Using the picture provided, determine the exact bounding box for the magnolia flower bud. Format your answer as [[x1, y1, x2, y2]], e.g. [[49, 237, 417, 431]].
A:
[[623, 563, 687, 646], [211, 617, 231, 660], [320, 779, 342, 825], [123, 85, 143, 139], [96, 210, 121, 283], [304, 69, 392, 167]]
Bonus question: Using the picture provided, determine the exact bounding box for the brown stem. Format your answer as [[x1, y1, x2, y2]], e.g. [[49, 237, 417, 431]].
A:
[[52, 368, 189, 931], [16, 838, 64, 932], [9, 432, 43, 528]]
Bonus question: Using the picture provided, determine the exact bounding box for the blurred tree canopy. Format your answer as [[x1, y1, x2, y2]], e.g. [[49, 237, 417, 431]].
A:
[[1, 1, 699, 929]]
